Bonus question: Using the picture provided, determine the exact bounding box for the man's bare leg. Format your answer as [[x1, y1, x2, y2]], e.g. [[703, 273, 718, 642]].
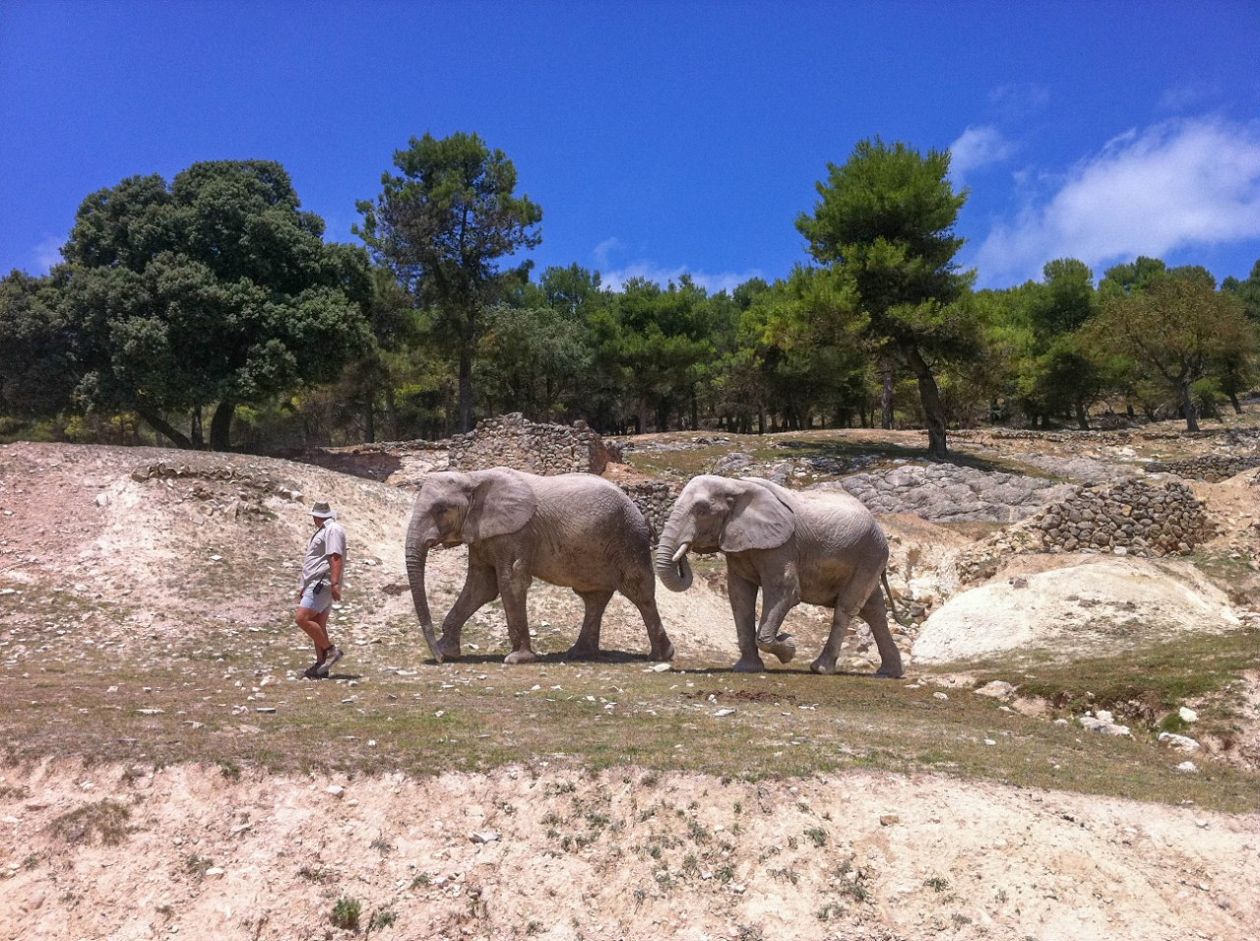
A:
[[295, 606, 332, 659]]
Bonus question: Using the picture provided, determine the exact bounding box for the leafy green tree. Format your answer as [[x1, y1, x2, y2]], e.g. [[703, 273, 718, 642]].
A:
[[796, 138, 976, 457], [0, 270, 80, 417], [478, 304, 593, 420], [42, 161, 372, 449], [355, 132, 542, 432], [1088, 270, 1255, 431], [1223, 258, 1260, 325]]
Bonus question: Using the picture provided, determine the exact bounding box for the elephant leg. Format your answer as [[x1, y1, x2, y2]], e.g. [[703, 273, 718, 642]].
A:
[[497, 559, 537, 665], [621, 567, 675, 661], [860, 590, 904, 678], [728, 572, 765, 673], [437, 561, 498, 659], [566, 589, 613, 659], [754, 583, 799, 665], [811, 604, 854, 675]]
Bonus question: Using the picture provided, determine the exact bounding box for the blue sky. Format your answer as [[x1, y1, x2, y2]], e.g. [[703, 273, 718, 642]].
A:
[[2, 1, 1259, 292]]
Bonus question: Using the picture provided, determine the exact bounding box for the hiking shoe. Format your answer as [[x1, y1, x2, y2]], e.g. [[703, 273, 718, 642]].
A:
[[317, 646, 344, 677], [302, 662, 323, 680]]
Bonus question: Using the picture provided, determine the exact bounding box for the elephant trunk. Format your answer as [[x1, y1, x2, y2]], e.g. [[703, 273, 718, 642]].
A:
[[405, 542, 442, 663], [654, 511, 694, 592]]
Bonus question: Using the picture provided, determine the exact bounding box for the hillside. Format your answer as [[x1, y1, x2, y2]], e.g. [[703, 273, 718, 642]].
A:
[[2, 424, 1260, 941]]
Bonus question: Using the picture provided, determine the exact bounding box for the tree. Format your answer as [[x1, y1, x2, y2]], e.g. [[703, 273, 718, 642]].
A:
[[0, 270, 81, 417], [796, 138, 975, 458], [355, 132, 542, 432], [1089, 271, 1255, 431], [1223, 258, 1260, 325], [40, 162, 372, 449]]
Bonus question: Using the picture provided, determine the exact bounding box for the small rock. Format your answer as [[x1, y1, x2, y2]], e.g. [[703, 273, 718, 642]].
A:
[[255, 707, 276, 714], [714, 708, 736, 718], [1176, 761, 1198, 774], [974, 681, 1015, 699], [204, 867, 225, 877], [136, 708, 165, 716], [94, 493, 110, 507], [879, 814, 899, 826], [470, 830, 501, 844], [326, 785, 345, 798], [1178, 706, 1198, 723], [933, 692, 949, 701], [650, 662, 672, 673], [1158, 731, 1200, 751]]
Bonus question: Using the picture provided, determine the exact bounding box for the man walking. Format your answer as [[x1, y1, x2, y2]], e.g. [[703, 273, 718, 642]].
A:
[[295, 501, 347, 678]]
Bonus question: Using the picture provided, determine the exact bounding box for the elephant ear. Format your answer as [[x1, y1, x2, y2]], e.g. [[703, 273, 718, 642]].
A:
[[463, 468, 538, 541], [720, 479, 794, 553]]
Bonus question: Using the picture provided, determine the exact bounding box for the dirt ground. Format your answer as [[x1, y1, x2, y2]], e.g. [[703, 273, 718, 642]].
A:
[[2, 422, 1260, 940]]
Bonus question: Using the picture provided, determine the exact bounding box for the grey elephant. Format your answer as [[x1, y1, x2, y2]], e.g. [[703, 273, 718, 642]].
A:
[[654, 474, 903, 677], [405, 467, 675, 665]]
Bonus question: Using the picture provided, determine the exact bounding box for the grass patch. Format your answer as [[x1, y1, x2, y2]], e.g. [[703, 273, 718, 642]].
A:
[[4, 622, 1260, 813], [331, 896, 362, 932], [48, 799, 132, 846]]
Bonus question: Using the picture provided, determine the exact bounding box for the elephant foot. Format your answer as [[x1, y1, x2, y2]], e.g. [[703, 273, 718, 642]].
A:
[[436, 636, 462, 660], [504, 648, 538, 665], [650, 640, 676, 662], [732, 655, 766, 673], [564, 644, 600, 661], [757, 633, 796, 664], [875, 662, 905, 679], [810, 655, 839, 675]]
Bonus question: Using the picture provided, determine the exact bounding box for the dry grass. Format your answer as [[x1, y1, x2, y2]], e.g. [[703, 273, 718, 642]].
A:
[[4, 620, 1259, 812], [47, 799, 132, 846]]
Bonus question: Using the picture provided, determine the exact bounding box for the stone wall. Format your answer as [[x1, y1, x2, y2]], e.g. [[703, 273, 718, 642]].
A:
[[448, 413, 618, 476], [1022, 479, 1212, 557], [1144, 455, 1260, 483], [619, 480, 680, 546]]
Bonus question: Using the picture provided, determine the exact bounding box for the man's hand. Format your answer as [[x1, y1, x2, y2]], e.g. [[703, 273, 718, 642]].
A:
[[331, 585, 342, 602]]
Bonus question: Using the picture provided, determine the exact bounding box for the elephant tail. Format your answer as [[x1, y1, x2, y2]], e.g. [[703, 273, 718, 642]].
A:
[[882, 571, 913, 627]]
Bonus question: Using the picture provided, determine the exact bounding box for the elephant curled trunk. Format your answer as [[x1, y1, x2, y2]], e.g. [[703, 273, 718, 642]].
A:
[[405, 543, 442, 662], [654, 513, 694, 592]]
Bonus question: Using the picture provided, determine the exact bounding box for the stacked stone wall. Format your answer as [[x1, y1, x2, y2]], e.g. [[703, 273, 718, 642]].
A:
[[448, 413, 618, 476], [1023, 479, 1212, 557], [618, 480, 680, 547], [1144, 455, 1260, 482]]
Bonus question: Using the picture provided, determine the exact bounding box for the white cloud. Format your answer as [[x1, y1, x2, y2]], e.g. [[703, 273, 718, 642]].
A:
[[32, 235, 64, 273], [592, 236, 623, 269], [975, 117, 1260, 286], [987, 83, 1050, 118], [949, 125, 1015, 181], [1158, 81, 1217, 112], [598, 262, 764, 295]]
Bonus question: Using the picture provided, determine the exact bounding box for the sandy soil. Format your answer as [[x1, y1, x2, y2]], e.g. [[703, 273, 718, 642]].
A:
[[3, 761, 1257, 941]]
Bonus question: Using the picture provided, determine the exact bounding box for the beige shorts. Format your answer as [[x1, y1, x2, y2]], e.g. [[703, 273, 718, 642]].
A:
[[299, 581, 332, 613]]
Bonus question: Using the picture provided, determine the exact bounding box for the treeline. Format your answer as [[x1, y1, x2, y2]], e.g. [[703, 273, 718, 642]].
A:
[[2, 134, 1258, 457]]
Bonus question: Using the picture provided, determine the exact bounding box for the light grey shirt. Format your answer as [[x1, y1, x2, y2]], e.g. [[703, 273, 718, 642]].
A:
[[300, 520, 347, 592]]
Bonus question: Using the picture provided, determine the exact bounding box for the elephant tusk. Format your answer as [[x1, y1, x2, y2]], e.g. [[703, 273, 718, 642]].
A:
[[671, 542, 691, 563]]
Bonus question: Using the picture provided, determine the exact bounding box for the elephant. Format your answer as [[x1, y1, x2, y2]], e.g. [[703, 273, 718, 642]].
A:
[[654, 474, 904, 677], [405, 467, 675, 665]]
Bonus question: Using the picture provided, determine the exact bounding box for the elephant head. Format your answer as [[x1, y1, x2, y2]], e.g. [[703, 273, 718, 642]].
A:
[[655, 475, 795, 591], [405, 468, 537, 662]]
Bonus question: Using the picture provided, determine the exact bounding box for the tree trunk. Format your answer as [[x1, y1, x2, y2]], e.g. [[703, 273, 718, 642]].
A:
[[1074, 400, 1090, 431], [210, 400, 235, 450], [137, 406, 193, 449], [902, 343, 948, 459], [363, 390, 376, 444], [1179, 379, 1200, 432], [384, 385, 399, 440], [1229, 391, 1242, 415], [457, 349, 475, 433], [881, 359, 895, 429], [190, 406, 204, 449]]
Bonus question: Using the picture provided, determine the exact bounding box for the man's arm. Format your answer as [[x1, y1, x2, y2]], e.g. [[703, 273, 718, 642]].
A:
[[330, 553, 344, 601]]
